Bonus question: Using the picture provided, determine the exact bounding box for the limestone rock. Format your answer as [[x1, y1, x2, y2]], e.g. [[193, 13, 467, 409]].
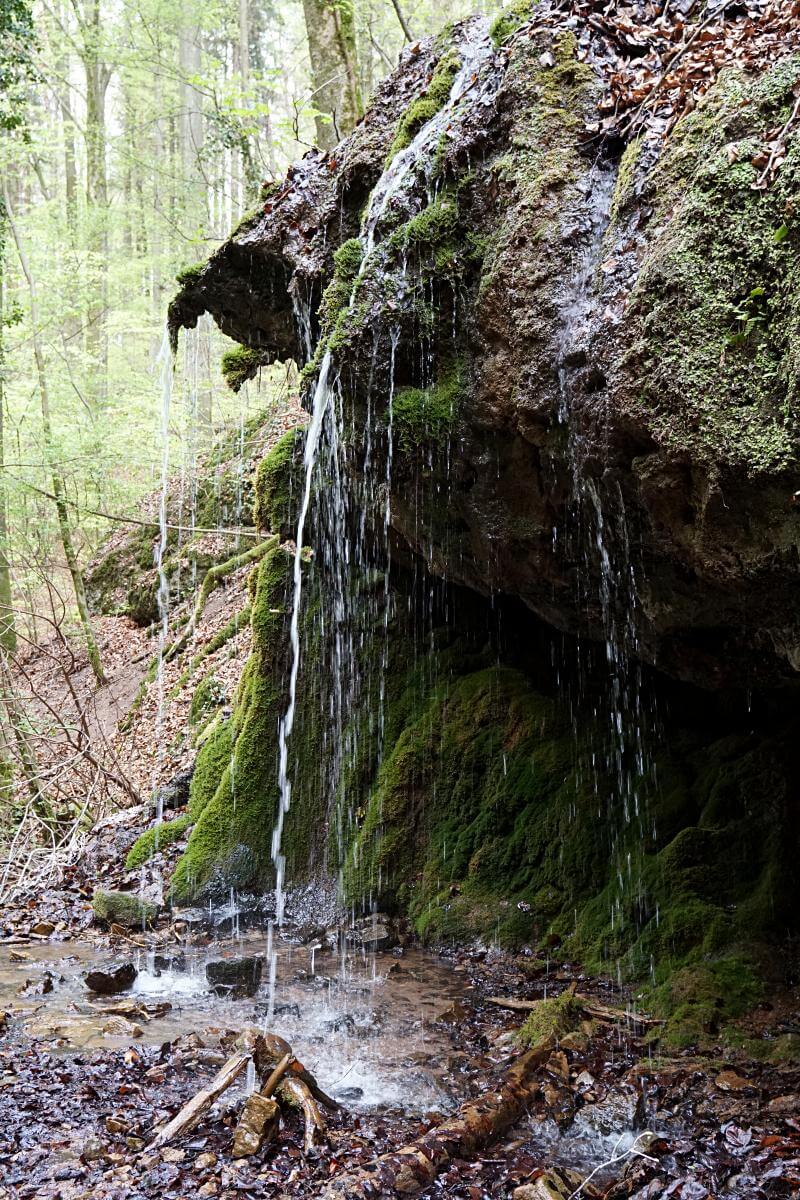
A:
[[205, 956, 263, 998]]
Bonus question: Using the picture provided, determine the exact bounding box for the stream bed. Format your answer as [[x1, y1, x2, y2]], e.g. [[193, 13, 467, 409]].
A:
[[0, 932, 471, 1115]]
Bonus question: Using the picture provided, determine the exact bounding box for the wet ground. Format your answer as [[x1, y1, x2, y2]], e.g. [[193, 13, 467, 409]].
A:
[[0, 933, 469, 1115], [1, 928, 798, 1200]]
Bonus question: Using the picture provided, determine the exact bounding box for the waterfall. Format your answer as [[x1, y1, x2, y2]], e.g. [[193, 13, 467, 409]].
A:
[[555, 165, 656, 968], [147, 327, 174, 877], [266, 25, 501, 1012]]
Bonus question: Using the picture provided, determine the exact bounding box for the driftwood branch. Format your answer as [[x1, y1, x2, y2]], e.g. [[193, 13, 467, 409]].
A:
[[280, 1075, 328, 1152], [150, 1051, 250, 1148], [324, 1037, 555, 1197]]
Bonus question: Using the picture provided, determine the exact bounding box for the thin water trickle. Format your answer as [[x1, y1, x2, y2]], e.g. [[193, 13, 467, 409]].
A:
[[147, 328, 174, 884], [268, 24, 503, 1018]]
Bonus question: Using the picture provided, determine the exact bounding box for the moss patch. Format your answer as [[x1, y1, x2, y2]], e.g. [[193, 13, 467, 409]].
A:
[[125, 815, 191, 870], [393, 361, 462, 449], [387, 49, 461, 161], [254, 426, 305, 537], [490, 0, 535, 48], [221, 345, 265, 393], [518, 989, 581, 1047], [621, 56, 800, 474]]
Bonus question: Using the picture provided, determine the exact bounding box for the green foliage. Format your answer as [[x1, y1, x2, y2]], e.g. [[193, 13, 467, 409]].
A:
[[0, 0, 34, 133]]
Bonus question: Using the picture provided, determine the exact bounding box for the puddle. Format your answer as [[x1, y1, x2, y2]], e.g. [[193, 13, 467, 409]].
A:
[[0, 934, 469, 1115]]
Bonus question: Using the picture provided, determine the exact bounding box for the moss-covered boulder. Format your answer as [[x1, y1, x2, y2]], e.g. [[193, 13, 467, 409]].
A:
[[167, 16, 800, 690], [92, 890, 159, 929]]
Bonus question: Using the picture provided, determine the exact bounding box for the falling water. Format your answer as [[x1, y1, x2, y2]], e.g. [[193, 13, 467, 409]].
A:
[[146, 328, 174, 880], [265, 27, 502, 1015]]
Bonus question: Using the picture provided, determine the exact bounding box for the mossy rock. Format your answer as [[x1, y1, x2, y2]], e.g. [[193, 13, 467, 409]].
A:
[[221, 345, 265, 393], [253, 426, 305, 537], [92, 890, 159, 929], [518, 989, 582, 1047]]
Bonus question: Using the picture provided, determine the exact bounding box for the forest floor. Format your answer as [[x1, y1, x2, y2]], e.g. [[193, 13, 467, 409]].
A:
[[0, 924, 799, 1200]]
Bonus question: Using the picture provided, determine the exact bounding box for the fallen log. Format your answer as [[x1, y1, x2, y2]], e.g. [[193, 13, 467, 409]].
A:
[[324, 1037, 555, 1197], [280, 1076, 328, 1153], [487, 994, 662, 1027], [150, 1051, 250, 1148]]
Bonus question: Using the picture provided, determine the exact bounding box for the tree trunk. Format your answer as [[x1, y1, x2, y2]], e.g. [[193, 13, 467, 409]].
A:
[[75, 0, 111, 409], [3, 190, 106, 685], [301, 0, 362, 149]]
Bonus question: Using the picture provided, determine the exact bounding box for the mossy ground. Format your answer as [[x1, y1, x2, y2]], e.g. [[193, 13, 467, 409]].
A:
[[518, 990, 581, 1047]]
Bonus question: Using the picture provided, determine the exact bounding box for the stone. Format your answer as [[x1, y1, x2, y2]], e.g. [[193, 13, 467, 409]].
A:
[[715, 1069, 753, 1093], [92, 890, 158, 930], [231, 1094, 280, 1158], [30, 921, 55, 936], [84, 963, 138, 995], [194, 1152, 218, 1171], [205, 956, 263, 998], [513, 1167, 595, 1199]]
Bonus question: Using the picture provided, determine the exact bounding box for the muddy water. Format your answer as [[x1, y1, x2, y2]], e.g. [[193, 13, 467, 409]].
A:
[[0, 936, 469, 1114]]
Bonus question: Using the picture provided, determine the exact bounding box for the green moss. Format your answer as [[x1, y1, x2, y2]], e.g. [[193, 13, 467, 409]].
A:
[[490, 0, 535, 47], [518, 990, 581, 1047], [621, 56, 800, 474], [170, 545, 322, 903], [318, 238, 363, 332], [221, 345, 264, 393], [387, 49, 461, 161], [649, 958, 763, 1049], [92, 890, 159, 929], [254, 426, 305, 536], [393, 361, 462, 449], [125, 814, 191, 870], [175, 261, 206, 288], [189, 673, 225, 728]]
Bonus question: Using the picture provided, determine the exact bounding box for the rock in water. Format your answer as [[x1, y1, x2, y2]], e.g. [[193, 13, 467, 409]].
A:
[[85, 963, 138, 995], [514, 1168, 596, 1199], [205, 956, 263, 998]]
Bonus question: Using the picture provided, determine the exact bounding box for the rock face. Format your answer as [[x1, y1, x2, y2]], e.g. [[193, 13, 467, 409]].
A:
[[162, 11, 800, 1045], [170, 16, 800, 691]]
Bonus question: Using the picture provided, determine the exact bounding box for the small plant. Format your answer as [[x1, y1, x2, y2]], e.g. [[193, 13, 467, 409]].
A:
[[727, 285, 769, 346]]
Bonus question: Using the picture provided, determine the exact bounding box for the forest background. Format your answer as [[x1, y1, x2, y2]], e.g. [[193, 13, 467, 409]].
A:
[[0, 0, 495, 839]]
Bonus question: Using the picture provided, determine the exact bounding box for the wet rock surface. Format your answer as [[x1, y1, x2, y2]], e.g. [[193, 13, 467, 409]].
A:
[[170, 7, 800, 691], [84, 963, 138, 995], [205, 955, 264, 998]]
